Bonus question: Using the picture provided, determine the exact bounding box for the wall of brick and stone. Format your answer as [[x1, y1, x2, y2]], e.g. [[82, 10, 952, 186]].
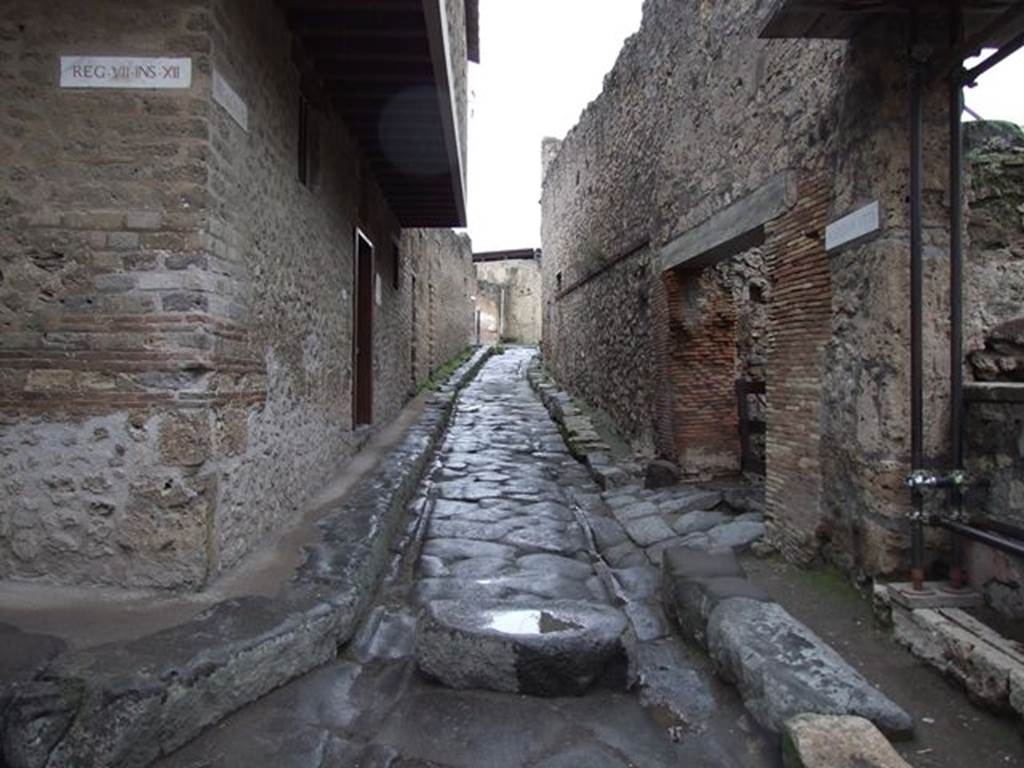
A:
[[475, 258, 542, 344], [540, 0, 963, 577], [961, 121, 1024, 619], [0, 0, 474, 592], [404, 228, 476, 389]]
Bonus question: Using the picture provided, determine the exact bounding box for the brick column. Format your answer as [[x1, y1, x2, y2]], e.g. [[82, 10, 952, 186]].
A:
[[763, 174, 832, 564]]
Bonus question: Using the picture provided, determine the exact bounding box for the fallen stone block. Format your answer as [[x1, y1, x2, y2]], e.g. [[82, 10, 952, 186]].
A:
[[415, 600, 628, 696], [782, 714, 911, 768], [707, 598, 913, 737]]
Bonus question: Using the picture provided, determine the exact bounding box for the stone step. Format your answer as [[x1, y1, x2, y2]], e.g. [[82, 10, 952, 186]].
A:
[[415, 599, 628, 696]]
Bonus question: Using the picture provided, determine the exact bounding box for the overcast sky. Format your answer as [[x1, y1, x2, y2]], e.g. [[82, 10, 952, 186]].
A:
[[465, 2, 1024, 253]]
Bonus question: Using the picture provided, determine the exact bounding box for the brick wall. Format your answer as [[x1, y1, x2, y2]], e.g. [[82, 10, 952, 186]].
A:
[[541, 0, 961, 579], [763, 175, 832, 564], [663, 267, 739, 477], [0, 0, 474, 591]]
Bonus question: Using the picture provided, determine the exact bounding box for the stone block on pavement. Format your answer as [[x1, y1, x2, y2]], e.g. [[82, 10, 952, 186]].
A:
[[415, 599, 628, 696], [782, 714, 912, 768], [707, 598, 913, 737]]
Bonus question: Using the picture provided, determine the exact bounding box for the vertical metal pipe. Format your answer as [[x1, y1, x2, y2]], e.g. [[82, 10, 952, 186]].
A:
[[949, 13, 967, 589], [910, 23, 927, 591]]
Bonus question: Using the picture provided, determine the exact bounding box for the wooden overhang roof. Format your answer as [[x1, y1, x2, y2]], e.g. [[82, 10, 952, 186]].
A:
[[761, 0, 1024, 44], [283, 0, 477, 227]]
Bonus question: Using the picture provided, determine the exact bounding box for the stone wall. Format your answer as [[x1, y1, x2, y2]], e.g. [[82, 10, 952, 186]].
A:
[[540, 0, 963, 577], [0, 0, 474, 591], [403, 228, 477, 389], [475, 258, 542, 344]]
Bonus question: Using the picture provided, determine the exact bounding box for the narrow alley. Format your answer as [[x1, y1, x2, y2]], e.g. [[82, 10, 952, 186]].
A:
[[155, 348, 776, 767], [3, 2, 1024, 766]]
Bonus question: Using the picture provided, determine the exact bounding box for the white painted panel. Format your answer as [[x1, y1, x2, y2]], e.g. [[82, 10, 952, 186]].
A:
[[60, 56, 192, 89], [826, 201, 881, 252], [212, 70, 248, 131]]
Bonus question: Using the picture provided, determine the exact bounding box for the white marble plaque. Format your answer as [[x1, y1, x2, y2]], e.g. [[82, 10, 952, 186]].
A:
[[60, 56, 192, 89], [375, 274, 382, 306], [213, 70, 248, 131], [826, 201, 881, 252]]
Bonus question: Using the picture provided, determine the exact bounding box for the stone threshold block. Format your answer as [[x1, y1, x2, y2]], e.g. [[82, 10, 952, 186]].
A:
[[782, 714, 912, 768], [892, 604, 1024, 720], [0, 349, 494, 768], [885, 581, 982, 610], [415, 599, 628, 696]]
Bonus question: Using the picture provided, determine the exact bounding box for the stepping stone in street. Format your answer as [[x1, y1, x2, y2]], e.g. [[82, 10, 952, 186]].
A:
[[415, 599, 628, 696], [587, 516, 629, 550], [414, 573, 597, 604]]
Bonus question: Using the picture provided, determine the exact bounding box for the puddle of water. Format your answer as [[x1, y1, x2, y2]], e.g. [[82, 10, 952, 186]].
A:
[[483, 609, 583, 635]]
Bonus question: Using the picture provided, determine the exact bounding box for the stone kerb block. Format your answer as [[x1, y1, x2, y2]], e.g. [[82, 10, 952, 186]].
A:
[[782, 714, 912, 768], [707, 598, 913, 737], [661, 547, 770, 648]]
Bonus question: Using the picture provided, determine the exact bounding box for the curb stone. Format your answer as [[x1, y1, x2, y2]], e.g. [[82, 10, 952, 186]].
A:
[[0, 348, 493, 768]]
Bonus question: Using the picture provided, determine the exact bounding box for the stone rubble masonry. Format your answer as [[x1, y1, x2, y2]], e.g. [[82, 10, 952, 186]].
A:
[[0, 349, 492, 768], [403, 229, 477, 391], [475, 258, 542, 345], [0, 0, 475, 591], [540, 0, 1014, 579]]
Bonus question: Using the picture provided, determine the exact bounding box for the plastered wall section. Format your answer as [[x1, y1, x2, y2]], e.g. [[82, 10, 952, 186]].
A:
[[475, 259, 542, 344], [540, 0, 958, 576]]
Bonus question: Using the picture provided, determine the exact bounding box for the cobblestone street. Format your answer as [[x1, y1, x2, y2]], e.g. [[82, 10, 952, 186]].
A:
[[157, 348, 777, 768]]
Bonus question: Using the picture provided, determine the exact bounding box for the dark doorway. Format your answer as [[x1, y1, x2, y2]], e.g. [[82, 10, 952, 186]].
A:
[[353, 228, 374, 426]]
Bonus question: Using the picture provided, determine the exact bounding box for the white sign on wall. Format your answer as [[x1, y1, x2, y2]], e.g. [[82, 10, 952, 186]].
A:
[[375, 274, 382, 306], [213, 70, 248, 131], [60, 56, 192, 89], [826, 200, 881, 252]]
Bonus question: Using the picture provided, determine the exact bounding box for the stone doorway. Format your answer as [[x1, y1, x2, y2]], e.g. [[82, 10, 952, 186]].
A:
[[353, 228, 375, 426]]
